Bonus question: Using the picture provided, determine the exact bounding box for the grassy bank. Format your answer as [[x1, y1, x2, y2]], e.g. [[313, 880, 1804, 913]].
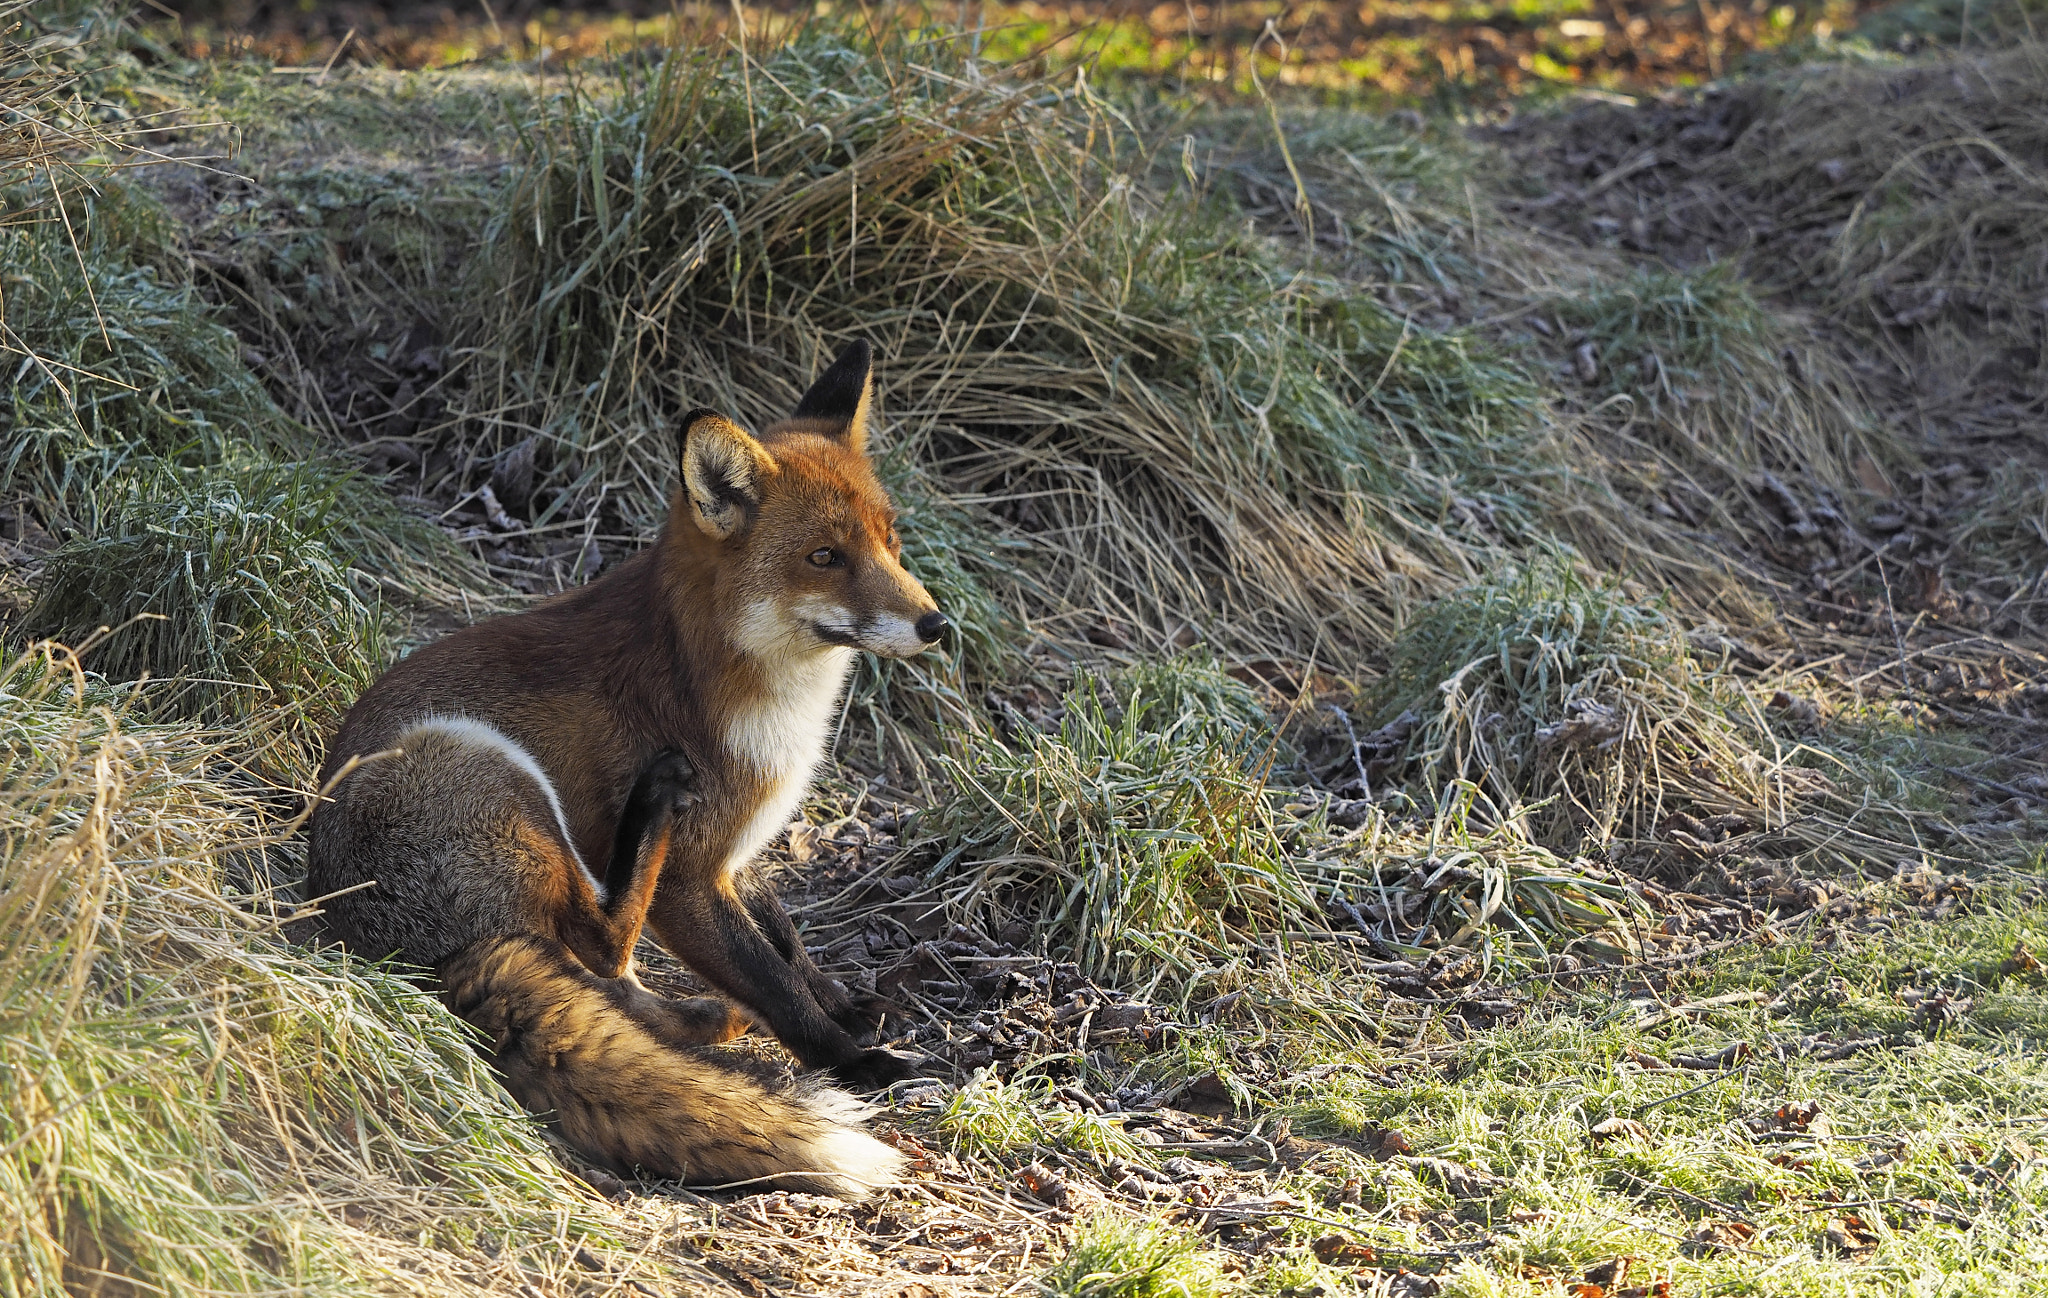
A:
[[2, 4, 2045, 1295]]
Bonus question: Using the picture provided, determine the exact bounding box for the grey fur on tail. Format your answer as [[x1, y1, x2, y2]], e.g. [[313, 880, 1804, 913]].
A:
[[439, 936, 904, 1197]]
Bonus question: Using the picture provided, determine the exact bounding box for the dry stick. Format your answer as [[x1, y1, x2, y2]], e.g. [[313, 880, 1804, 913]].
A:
[[1633, 1063, 1749, 1117], [314, 28, 356, 85]]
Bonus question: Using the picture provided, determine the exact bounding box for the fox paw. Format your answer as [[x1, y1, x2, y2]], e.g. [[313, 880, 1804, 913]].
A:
[[827, 988, 897, 1039], [829, 1047, 921, 1090], [634, 749, 703, 814]]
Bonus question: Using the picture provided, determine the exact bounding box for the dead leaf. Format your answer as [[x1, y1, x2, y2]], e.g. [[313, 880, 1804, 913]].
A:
[[1683, 1220, 1755, 1255], [2000, 942, 2041, 978], [1773, 1100, 1827, 1133], [1360, 1126, 1414, 1160], [1589, 1116, 1651, 1143], [1016, 1161, 1068, 1208], [785, 820, 821, 863], [1311, 1234, 1377, 1263], [1824, 1213, 1879, 1250], [1583, 1257, 1635, 1288], [1536, 697, 1625, 751]]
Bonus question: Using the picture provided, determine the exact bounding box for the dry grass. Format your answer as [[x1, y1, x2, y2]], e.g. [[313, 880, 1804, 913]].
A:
[[0, 641, 650, 1296], [455, 32, 1549, 661]]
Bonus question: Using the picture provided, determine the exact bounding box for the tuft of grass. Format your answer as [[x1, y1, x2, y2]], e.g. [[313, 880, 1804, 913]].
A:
[[27, 459, 388, 767], [937, 1069, 1149, 1166], [1700, 44, 2048, 437], [0, 190, 304, 495], [919, 655, 1317, 983], [1038, 1216, 1221, 1298], [459, 30, 1548, 661], [921, 650, 1647, 984], [0, 176, 472, 769], [1368, 557, 1785, 849], [1548, 263, 1882, 500], [1250, 885, 2048, 1296]]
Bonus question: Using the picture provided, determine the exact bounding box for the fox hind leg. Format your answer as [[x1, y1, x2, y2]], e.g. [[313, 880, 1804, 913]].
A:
[[605, 973, 752, 1048], [558, 749, 702, 979]]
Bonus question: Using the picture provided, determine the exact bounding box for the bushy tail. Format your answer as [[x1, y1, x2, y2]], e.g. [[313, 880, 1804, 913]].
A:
[[438, 936, 903, 1197]]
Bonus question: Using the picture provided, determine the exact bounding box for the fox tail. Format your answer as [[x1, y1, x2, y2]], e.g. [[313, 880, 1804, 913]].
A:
[[438, 935, 903, 1197]]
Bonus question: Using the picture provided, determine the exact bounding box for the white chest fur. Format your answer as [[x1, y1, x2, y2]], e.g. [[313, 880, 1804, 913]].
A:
[[720, 642, 856, 876]]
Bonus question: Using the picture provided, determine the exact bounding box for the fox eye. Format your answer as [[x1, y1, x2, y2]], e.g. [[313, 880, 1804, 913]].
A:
[[808, 547, 839, 568]]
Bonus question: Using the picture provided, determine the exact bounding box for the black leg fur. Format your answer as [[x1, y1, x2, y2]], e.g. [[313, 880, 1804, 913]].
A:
[[737, 875, 888, 1036], [606, 749, 701, 902]]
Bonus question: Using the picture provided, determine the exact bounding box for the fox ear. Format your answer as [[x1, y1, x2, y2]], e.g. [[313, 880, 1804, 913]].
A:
[[678, 410, 774, 540], [790, 339, 873, 454]]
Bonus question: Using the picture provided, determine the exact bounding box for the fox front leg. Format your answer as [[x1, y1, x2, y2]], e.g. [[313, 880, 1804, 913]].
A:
[[646, 878, 920, 1088], [736, 873, 894, 1038]]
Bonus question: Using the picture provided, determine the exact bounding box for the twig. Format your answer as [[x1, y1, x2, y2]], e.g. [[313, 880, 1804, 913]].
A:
[[1635, 989, 1767, 1030]]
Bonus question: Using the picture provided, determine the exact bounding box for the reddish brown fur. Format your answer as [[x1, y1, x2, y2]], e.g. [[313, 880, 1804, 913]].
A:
[[315, 425, 926, 883]]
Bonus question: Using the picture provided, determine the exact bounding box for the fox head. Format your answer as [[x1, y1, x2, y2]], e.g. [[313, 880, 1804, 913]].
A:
[[674, 341, 947, 662]]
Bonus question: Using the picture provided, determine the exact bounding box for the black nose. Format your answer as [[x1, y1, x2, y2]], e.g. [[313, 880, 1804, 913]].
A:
[[915, 610, 950, 644]]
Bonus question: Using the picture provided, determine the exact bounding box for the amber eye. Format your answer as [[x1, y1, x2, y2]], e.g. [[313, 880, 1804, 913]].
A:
[[808, 547, 839, 568]]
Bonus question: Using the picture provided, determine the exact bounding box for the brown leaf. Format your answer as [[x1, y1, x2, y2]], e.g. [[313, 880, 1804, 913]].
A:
[[1311, 1234, 1378, 1264], [1360, 1125, 1414, 1160], [1774, 1100, 1825, 1132], [1683, 1219, 1756, 1256], [1589, 1116, 1651, 1143], [1583, 1256, 1635, 1287], [784, 821, 821, 863], [1016, 1161, 1069, 1208], [1823, 1213, 1878, 1250]]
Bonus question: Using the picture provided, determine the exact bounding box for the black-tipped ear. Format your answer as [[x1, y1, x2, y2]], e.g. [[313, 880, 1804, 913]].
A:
[[791, 340, 874, 452]]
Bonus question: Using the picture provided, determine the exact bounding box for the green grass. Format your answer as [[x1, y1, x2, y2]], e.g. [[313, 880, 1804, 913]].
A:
[[918, 655, 1318, 985], [455, 29, 1552, 659], [937, 1068, 1152, 1166], [1369, 558, 1773, 847], [1039, 1216, 1222, 1298], [1549, 263, 1879, 487], [1213, 886, 2048, 1297], [27, 457, 389, 765], [0, 163, 471, 771]]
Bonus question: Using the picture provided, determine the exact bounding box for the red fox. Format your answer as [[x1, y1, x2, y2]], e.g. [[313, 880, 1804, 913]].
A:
[[306, 341, 944, 1196]]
